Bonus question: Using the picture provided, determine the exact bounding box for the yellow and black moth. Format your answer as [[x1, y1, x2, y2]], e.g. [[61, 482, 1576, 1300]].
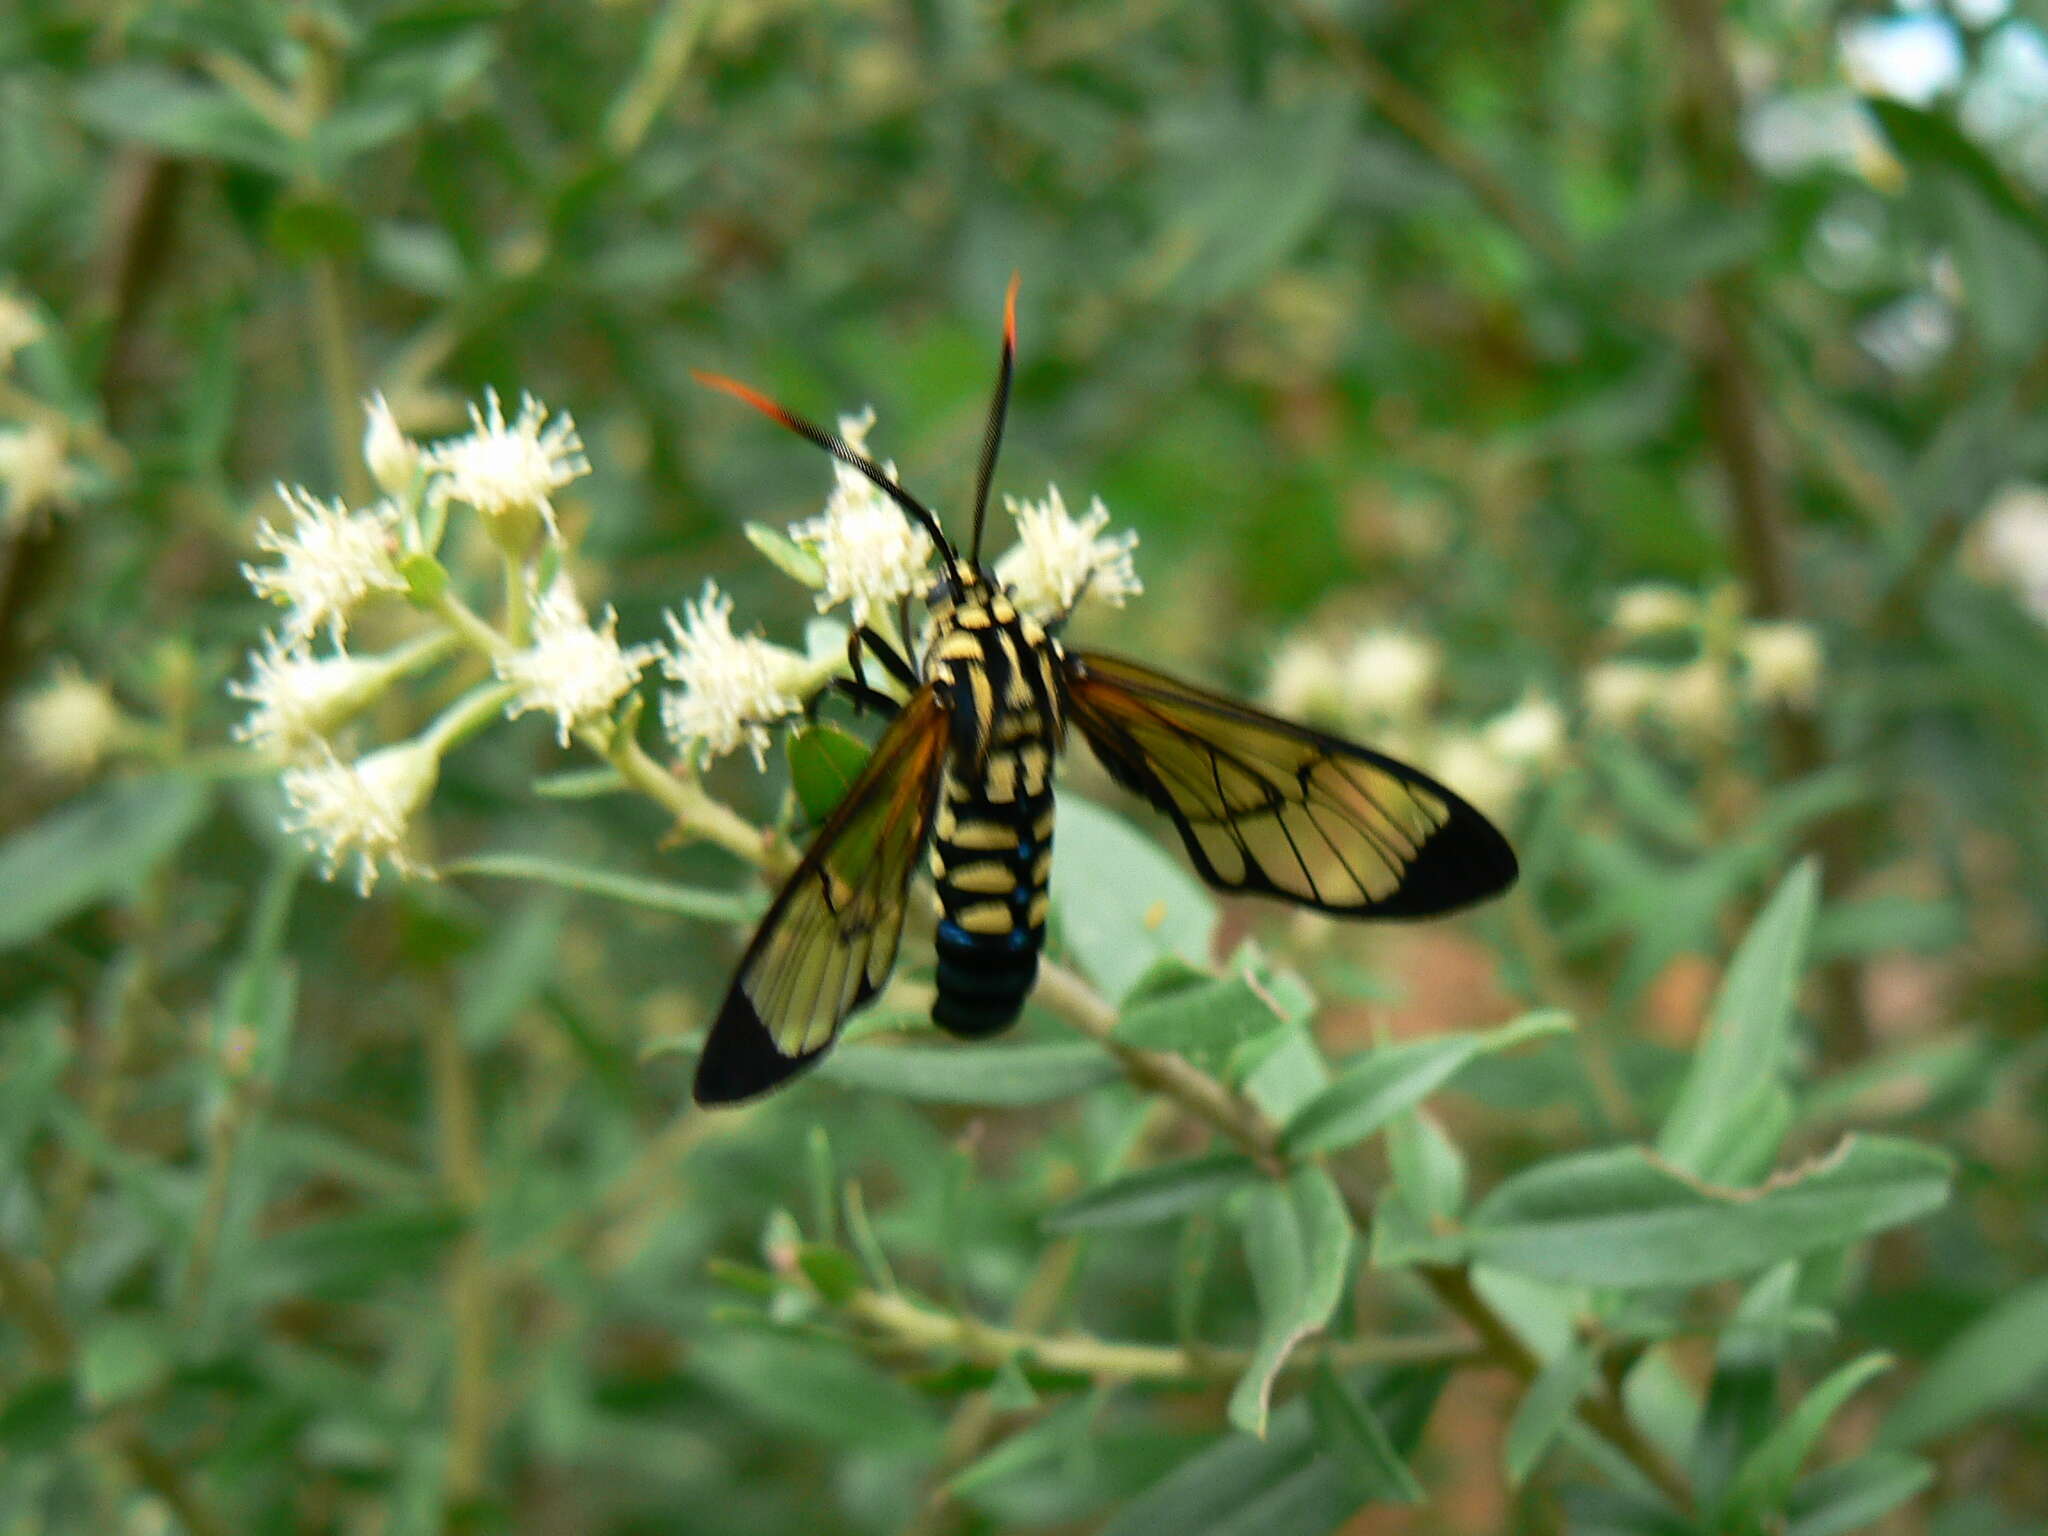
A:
[[690, 279, 1517, 1105]]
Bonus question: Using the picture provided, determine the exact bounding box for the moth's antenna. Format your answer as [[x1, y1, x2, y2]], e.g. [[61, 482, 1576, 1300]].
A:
[[692, 370, 962, 588], [967, 272, 1020, 572]]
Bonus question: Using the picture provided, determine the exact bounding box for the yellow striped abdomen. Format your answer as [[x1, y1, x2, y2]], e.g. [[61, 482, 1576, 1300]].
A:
[[929, 753, 1054, 1037]]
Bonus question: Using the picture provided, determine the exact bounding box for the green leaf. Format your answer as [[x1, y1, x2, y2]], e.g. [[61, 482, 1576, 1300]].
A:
[[0, 1377, 83, 1453], [1116, 971, 1293, 1057], [988, 1356, 1039, 1412], [817, 1042, 1120, 1105], [1152, 94, 1353, 304], [1505, 1340, 1596, 1486], [1099, 1394, 1353, 1536], [1784, 1452, 1933, 1536], [1694, 1263, 1806, 1501], [1465, 1136, 1951, 1290], [1282, 1011, 1573, 1156], [1306, 1363, 1423, 1503], [785, 725, 870, 825], [1880, 1276, 2048, 1447], [796, 1243, 862, 1305], [250, 1206, 466, 1300], [446, 853, 760, 923], [1043, 1154, 1264, 1233], [530, 766, 628, 799], [1725, 1353, 1893, 1522], [1228, 1167, 1352, 1437], [1052, 795, 1218, 1002], [746, 521, 828, 587], [0, 777, 210, 951], [71, 67, 295, 174], [78, 1316, 173, 1409], [0, 1002, 72, 1166], [457, 892, 567, 1047], [1658, 861, 1819, 1182]]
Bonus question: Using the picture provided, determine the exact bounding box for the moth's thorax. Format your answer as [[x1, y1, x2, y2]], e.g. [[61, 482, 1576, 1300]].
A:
[[921, 580, 1065, 769]]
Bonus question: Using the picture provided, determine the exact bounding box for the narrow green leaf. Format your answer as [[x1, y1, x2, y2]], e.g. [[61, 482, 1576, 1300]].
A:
[[457, 892, 567, 1047], [0, 1002, 73, 1166], [0, 1377, 82, 1453], [1307, 1363, 1423, 1503], [1044, 1153, 1263, 1233], [796, 1244, 862, 1305], [78, 1317, 173, 1409], [1116, 972, 1292, 1056], [1099, 1395, 1340, 1536], [988, 1356, 1039, 1412], [1880, 1276, 2048, 1447], [746, 521, 827, 587], [1784, 1452, 1933, 1536], [1466, 1136, 1952, 1290], [1282, 1011, 1573, 1156], [530, 766, 628, 799], [1228, 1167, 1351, 1437], [947, 1395, 1094, 1496], [786, 725, 870, 825], [818, 1042, 1119, 1105], [1506, 1341, 1596, 1486], [447, 853, 760, 923], [1694, 1263, 1805, 1501], [1659, 861, 1818, 1181], [1726, 1354, 1893, 1521], [0, 777, 210, 951], [1052, 795, 1217, 1002]]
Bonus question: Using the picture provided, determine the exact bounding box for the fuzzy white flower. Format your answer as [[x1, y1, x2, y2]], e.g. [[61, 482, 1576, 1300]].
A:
[[1265, 636, 1344, 721], [994, 483, 1141, 618], [362, 393, 422, 497], [1739, 621, 1823, 709], [426, 388, 589, 535], [1434, 733, 1523, 818], [1483, 691, 1568, 771], [243, 485, 405, 644], [1609, 583, 1698, 637], [1973, 483, 2048, 624], [789, 407, 934, 627], [660, 581, 806, 769], [0, 286, 42, 373], [281, 738, 441, 895], [1654, 658, 1736, 741], [499, 573, 659, 745], [1341, 629, 1439, 722], [0, 422, 81, 530], [230, 634, 400, 761], [10, 664, 120, 778], [1584, 660, 1665, 729]]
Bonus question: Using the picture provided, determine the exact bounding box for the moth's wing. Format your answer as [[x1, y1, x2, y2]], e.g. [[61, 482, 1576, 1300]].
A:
[[694, 685, 951, 1105], [1061, 650, 1516, 917]]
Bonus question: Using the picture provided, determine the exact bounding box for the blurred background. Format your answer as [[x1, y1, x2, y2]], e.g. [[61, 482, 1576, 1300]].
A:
[[1, 0, 2045, 1532]]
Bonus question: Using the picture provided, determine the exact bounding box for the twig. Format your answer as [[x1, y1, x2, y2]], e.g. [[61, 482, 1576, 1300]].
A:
[[1031, 959, 1696, 1511], [845, 1287, 1475, 1384]]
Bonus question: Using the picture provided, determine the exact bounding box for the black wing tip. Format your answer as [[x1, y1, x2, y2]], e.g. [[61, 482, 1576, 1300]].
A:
[[1368, 806, 1519, 918], [692, 992, 822, 1107]]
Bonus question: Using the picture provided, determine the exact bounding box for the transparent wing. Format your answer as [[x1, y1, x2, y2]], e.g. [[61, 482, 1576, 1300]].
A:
[[1061, 650, 1516, 917], [694, 686, 951, 1105]]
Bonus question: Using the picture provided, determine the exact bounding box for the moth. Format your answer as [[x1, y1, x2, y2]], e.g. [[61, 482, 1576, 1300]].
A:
[[691, 280, 1517, 1105]]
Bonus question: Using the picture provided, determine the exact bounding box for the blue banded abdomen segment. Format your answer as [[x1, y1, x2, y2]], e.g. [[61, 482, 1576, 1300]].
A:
[[930, 776, 1054, 1039]]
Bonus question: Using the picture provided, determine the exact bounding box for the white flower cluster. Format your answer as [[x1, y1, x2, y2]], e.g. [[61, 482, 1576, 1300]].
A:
[[1582, 582, 1823, 743], [0, 421, 81, 533], [995, 485, 1141, 616], [788, 408, 933, 628], [9, 663, 122, 780], [0, 285, 43, 374], [1971, 483, 2048, 626], [500, 574, 661, 746], [1261, 627, 1567, 817], [235, 388, 639, 893], [660, 582, 806, 769]]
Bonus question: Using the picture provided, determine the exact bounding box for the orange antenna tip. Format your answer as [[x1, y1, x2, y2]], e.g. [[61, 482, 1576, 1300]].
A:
[[692, 370, 791, 426], [1003, 271, 1020, 349]]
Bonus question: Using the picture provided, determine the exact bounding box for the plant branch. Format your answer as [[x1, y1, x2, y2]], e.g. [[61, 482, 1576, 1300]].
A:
[[1032, 958, 1695, 1511], [844, 1287, 1475, 1384]]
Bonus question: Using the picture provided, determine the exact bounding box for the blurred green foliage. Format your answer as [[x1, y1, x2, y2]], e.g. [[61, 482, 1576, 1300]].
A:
[[1, 1, 2045, 1533]]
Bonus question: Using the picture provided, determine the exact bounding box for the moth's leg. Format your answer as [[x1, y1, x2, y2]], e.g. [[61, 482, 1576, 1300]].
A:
[[855, 626, 920, 692], [827, 676, 903, 718]]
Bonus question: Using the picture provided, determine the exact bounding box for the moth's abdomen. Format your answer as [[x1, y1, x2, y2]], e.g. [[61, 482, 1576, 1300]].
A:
[[930, 755, 1054, 1039]]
